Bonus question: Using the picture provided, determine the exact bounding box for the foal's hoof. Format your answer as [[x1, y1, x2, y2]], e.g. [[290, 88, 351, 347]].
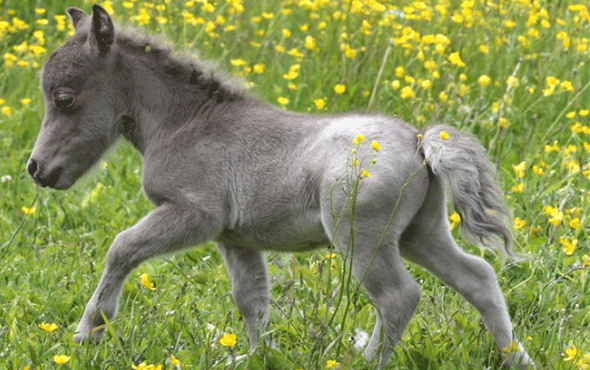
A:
[[503, 350, 535, 370], [73, 325, 105, 344]]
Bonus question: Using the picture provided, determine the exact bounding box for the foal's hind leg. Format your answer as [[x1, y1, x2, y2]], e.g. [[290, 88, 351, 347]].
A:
[[218, 244, 269, 349], [400, 176, 533, 368], [357, 245, 421, 367], [332, 227, 421, 368]]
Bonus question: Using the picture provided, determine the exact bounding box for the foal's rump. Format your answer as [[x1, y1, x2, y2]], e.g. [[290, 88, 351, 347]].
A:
[[315, 115, 431, 247], [314, 117, 511, 257]]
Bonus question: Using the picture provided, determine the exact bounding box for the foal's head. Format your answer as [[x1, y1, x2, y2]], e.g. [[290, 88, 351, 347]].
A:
[[28, 5, 122, 189]]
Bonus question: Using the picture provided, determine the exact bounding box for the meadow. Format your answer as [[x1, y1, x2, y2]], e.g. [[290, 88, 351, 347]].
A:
[[1, 0, 589, 369]]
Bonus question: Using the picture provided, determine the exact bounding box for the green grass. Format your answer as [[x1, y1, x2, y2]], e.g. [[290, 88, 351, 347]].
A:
[[1, 0, 590, 369]]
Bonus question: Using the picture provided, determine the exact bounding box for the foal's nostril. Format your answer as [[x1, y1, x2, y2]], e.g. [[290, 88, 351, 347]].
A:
[[27, 159, 39, 178]]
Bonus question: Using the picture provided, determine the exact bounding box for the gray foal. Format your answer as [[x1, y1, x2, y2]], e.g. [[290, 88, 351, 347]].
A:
[[27, 5, 534, 369]]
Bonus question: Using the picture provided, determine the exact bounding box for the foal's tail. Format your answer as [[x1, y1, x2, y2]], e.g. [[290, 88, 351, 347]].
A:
[[420, 125, 513, 256]]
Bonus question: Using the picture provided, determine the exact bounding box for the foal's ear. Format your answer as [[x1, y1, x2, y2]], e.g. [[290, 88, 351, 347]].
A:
[[67, 7, 88, 30], [89, 4, 115, 56]]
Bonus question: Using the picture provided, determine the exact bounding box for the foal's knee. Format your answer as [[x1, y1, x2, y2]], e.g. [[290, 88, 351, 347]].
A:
[[105, 232, 142, 273]]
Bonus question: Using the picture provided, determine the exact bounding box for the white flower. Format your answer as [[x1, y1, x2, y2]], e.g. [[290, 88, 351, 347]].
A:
[[351, 328, 369, 351]]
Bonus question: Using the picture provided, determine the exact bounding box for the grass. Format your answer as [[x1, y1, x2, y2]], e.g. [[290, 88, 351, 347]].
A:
[[1, 0, 590, 369]]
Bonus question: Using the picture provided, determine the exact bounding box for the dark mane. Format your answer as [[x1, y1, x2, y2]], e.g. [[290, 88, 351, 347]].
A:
[[116, 32, 244, 104]]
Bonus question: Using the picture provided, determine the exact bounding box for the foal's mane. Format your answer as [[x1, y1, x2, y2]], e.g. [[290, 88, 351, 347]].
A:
[[115, 31, 245, 104]]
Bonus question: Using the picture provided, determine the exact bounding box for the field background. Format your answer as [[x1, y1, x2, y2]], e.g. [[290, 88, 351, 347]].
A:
[[1, 0, 589, 369]]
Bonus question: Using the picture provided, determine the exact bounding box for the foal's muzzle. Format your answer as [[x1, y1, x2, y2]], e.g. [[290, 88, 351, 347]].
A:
[[27, 158, 63, 188]]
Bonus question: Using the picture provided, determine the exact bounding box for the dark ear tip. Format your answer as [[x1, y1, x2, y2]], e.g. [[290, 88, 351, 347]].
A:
[[92, 4, 108, 14]]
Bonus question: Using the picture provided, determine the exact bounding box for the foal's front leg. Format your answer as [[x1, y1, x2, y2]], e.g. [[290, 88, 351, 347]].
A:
[[74, 203, 221, 343], [218, 244, 269, 349]]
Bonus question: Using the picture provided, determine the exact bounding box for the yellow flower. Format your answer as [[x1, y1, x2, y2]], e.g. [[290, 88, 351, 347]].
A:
[[20, 98, 32, 105], [326, 360, 340, 369], [544, 141, 560, 153], [277, 96, 289, 106], [341, 43, 357, 59], [38, 322, 59, 333], [532, 165, 544, 176], [545, 78, 560, 91], [478, 75, 491, 87], [282, 69, 298, 80], [560, 80, 574, 92], [304, 35, 317, 50], [202, 2, 215, 12], [420, 79, 433, 89], [219, 333, 237, 348], [170, 355, 181, 366], [360, 169, 371, 178], [448, 51, 466, 67], [549, 213, 563, 226], [314, 98, 326, 109], [569, 218, 580, 230], [371, 140, 382, 151], [506, 76, 519, 89], [352, 134, 365, 146], [514, 217, 526, 230], [140, 272, 155, 290], [502, 341, 520, 354], [498, 117, 510, 129], [513, 161, 526, 178], [1, 106, 13, 115], [543, 85, 556, 98], [334, 84, 346, 94], [132, 362, 163, 370], [439, 131, 450, 140], [53, 355, 71, 365], [101, 1, 115, 14], [400, 86, 415, 99], [511, 183, 524, 193], [230, 58, 247, 66], [82, 182, 105, 208], [559, 237, 577, 256], [253, 63, 265, 74], [449, 211, 461, 230], [21, 206, 36, 215], [564, 344, 579, 361], [287, 48, 304, 58], [503, 20, 516, 29]]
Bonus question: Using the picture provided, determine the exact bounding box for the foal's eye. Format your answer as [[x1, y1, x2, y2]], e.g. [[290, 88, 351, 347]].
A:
[[54, 91, 76, 109]]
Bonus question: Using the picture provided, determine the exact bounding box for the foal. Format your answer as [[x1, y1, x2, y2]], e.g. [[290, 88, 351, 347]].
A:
[[27, 5, 534, 369]]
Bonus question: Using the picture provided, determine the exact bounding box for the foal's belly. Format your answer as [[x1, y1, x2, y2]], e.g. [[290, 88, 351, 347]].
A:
[[217, 209, 330, 251]]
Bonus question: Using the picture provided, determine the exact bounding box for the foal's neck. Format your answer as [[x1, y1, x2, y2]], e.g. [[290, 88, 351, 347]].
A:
[[116, 41, 244, 154]]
